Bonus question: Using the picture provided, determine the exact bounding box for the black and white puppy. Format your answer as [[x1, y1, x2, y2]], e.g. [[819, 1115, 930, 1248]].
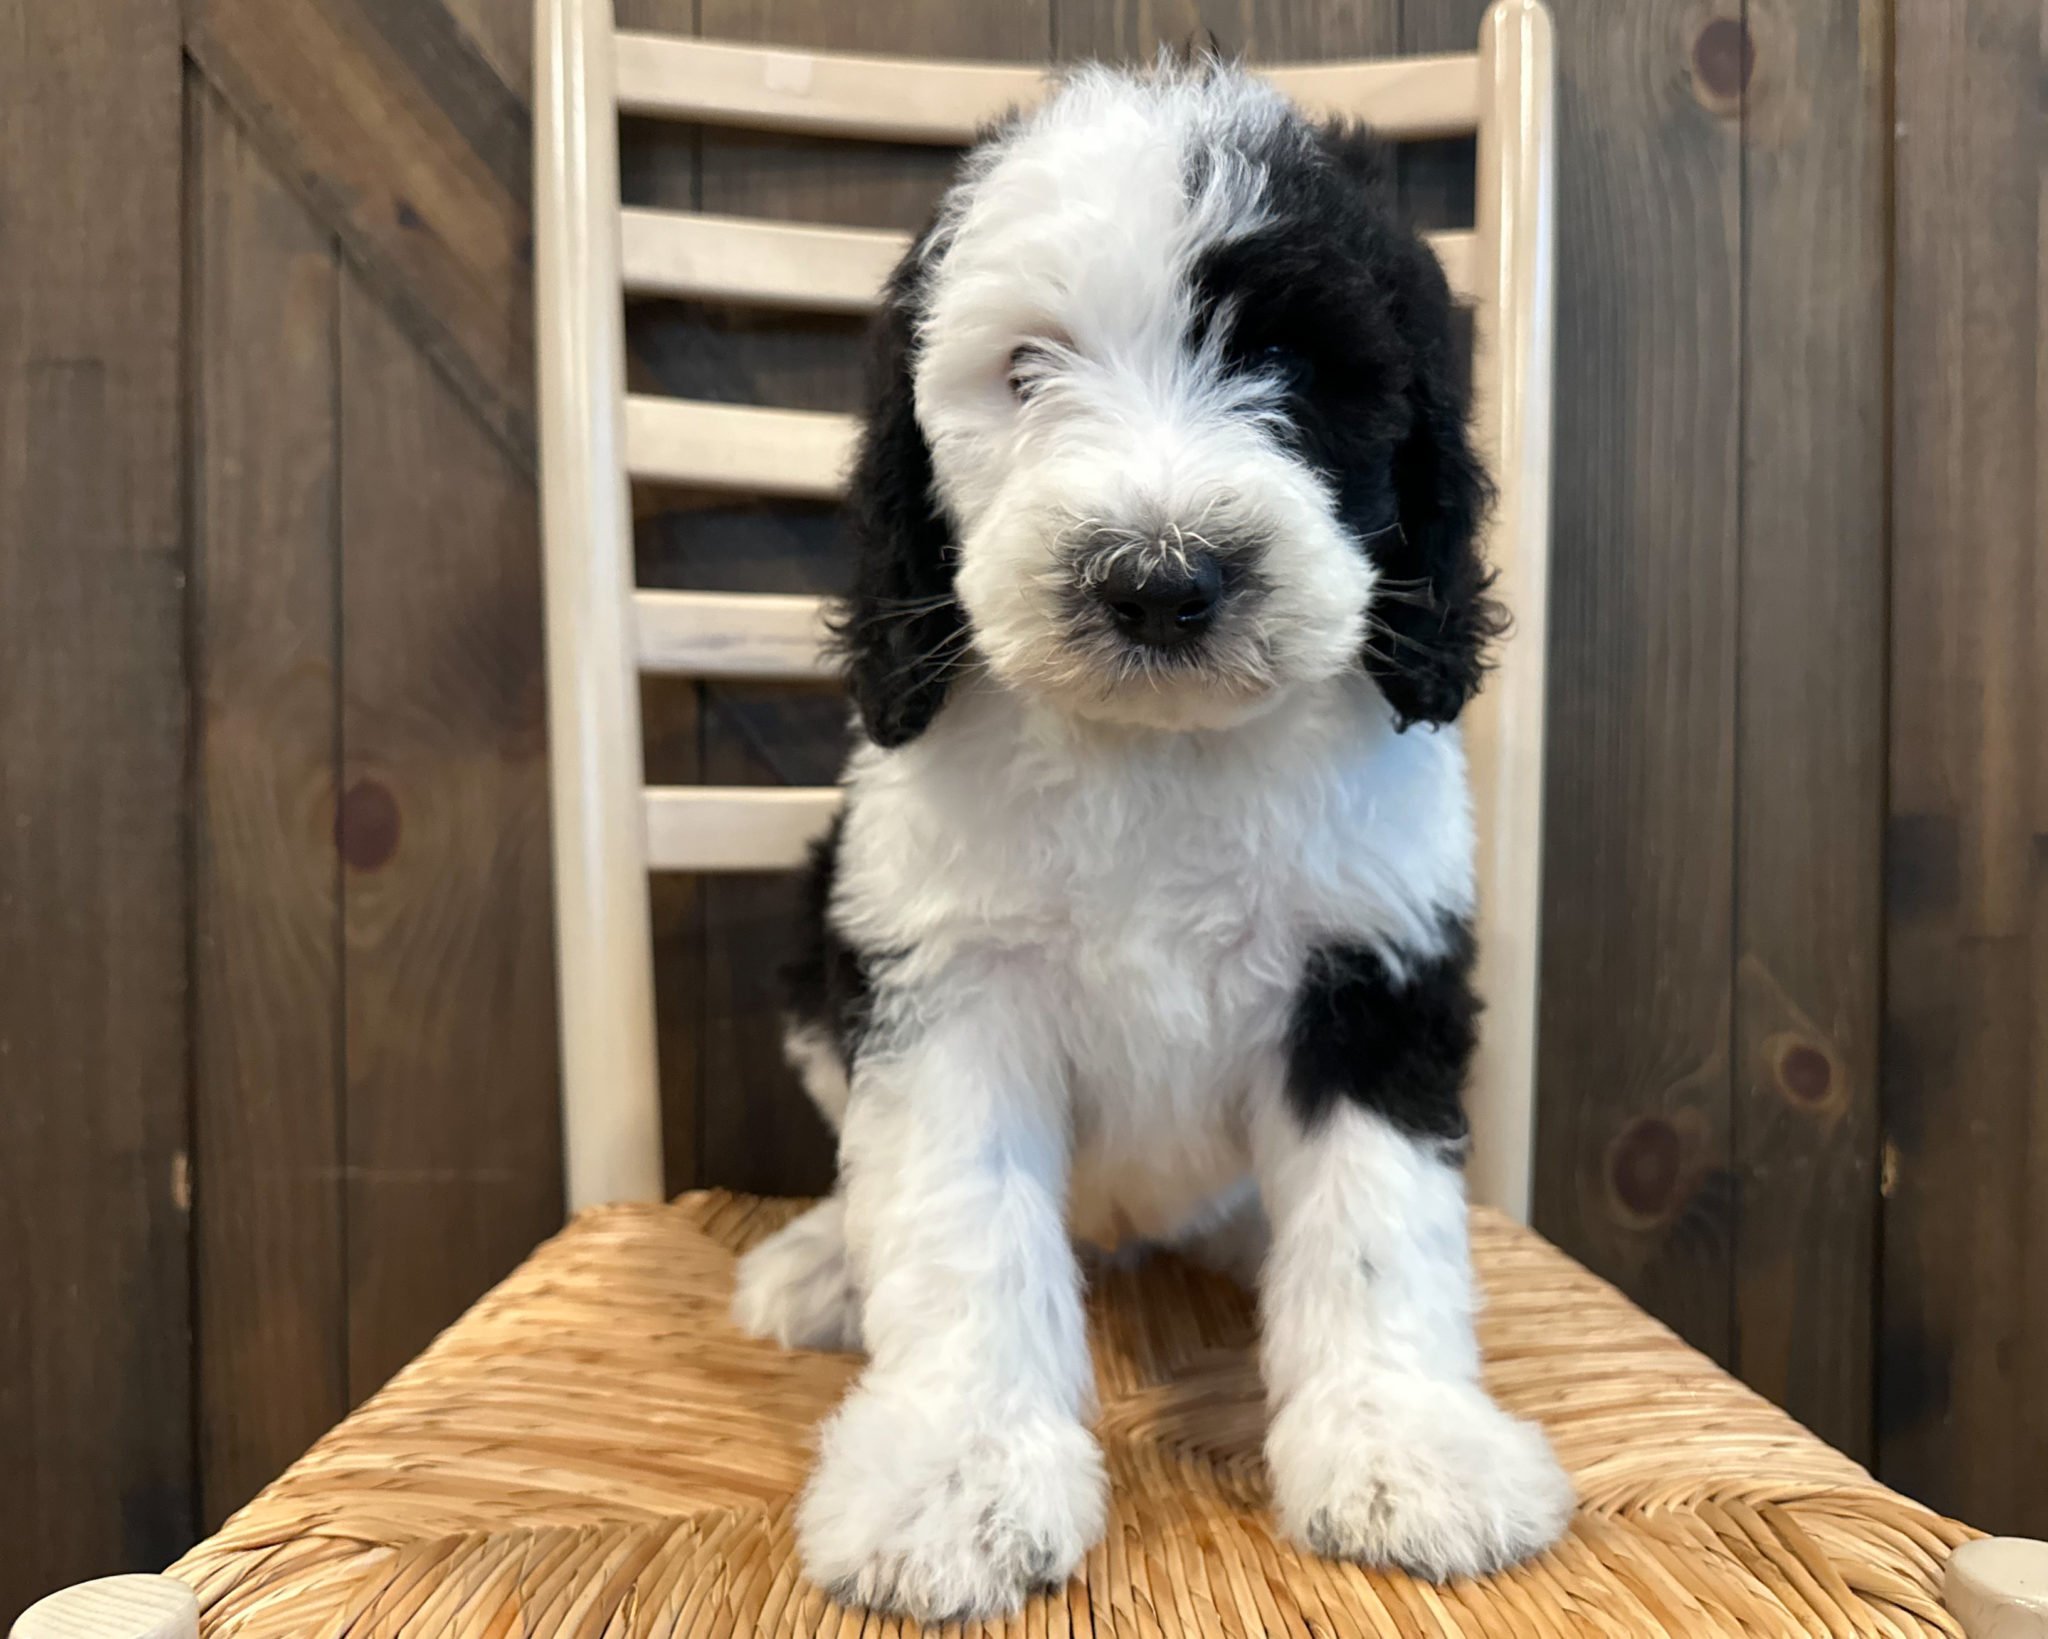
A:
[[732, 58, 1574, 1622]]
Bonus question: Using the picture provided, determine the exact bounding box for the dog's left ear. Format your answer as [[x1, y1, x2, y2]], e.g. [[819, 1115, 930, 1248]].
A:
[[1371, 231, 1506, 728], [835, 233, 968, 749], [1313, 126, 1505, 728]]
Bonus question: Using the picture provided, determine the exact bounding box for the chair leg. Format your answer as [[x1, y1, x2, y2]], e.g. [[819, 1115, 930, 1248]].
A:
[[9, 1574, 197, 1639], [1944, 1537, 2048, 1638]]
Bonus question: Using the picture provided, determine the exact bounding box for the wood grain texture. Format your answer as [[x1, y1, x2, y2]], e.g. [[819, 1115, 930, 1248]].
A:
[[1529, 0, 1742, 1362], [186, 0, 535, 463], [1731, 0, 1887, 1462], [190, 84, 350, 1530], [1884, 0, 2048, 1536], [0, 0, 191, 1617], [440, 0, 532, 103], [338, 274, 563, 1399]]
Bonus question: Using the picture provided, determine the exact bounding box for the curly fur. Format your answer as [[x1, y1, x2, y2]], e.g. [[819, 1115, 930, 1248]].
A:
[[732, 57, 1570, 1622]]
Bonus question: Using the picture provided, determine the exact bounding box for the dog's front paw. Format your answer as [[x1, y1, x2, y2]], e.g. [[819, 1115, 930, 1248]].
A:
[[732, 1198, 862, 1352], [1269, 1375, 1574, 1582], [797, 1382, 1106, 1620]]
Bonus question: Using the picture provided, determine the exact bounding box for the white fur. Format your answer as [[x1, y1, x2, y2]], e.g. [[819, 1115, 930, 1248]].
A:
[[732, 1195, 861, 1352], [834, 671, 1472, 1255], [917, 66, 1373, 733], [729, 62, 1573, 1618], [1253, 1097, 1576, 1577], [797, 986, 1105, 1621]]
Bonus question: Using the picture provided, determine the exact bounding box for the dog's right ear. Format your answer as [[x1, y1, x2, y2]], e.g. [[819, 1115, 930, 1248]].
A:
[[836, 237, 967, 749]]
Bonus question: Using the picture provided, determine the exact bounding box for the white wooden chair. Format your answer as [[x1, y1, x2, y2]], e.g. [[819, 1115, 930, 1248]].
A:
[[535, 0, 1559, 1221]]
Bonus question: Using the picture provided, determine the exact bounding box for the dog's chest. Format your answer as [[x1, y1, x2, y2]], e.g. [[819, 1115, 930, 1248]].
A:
[[839, 680, 1474, 1243], [1044, 818, 1297, 1246]]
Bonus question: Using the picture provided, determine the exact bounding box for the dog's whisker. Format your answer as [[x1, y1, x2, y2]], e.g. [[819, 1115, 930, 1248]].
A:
[[1364, 614, 1444, 658]]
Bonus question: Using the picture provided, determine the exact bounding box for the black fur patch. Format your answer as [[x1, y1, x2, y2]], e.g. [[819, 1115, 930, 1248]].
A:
[[1188, 119, 1506, 728], [833, 225, 969, 749], [782, 816, 874, 1064], [1284, 925, 1478, 1144]]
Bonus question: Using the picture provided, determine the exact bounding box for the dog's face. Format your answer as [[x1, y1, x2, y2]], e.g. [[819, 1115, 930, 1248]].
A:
[[839, 63, 1501, 745]]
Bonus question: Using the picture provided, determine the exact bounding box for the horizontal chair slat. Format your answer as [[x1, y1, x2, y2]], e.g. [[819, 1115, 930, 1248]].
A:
[[644, 786, 843, 872], [622, 210, 1479, 310], [635, 590, 835, 679], [614, 34, 1482, 144], [1431, 230, 1476, 305], [620, 211, 906, 311], [1266, 58, 1482, 140], [625, 398, 855, 498]]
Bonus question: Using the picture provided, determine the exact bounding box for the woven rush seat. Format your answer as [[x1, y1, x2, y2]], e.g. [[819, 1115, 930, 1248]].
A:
[[171, 1194, 1972, 1637]]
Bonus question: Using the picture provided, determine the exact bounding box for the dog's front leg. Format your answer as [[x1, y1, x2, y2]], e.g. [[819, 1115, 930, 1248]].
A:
[[796, 996, 1104, 1621], [1253, 1091, 1575, 1580]]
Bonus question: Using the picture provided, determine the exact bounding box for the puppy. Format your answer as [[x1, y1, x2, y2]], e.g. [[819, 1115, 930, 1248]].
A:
[[731, 57, 1574, 1622]]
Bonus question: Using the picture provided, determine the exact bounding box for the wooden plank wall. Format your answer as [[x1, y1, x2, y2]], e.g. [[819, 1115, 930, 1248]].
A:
[[1, 0, 2044, 1618], [0, 0, 192, 1603], [1885, 0, 2048, 1537]]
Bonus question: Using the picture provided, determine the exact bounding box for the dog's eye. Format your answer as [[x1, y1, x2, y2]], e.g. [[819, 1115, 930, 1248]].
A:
[[1007, 342, 1057, 401], [1257, 342, 1314, 394]]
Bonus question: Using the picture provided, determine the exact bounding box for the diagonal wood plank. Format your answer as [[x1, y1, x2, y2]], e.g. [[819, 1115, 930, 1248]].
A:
[[438, 0, 534, 109], [186, 0, 536, 465]]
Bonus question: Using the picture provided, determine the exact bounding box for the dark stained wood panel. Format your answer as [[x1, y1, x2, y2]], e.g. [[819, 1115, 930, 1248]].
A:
[[187, 0, 536, 464], [441, 0, 533, 103], [0, 0, 191, 1617], [338, 274, 563, 1400], [1529, 0, 1742, 1363], [1730, 0, 1887, 1461], [1884, 0, 2048, 1537], [190, 83, 350, 1530]]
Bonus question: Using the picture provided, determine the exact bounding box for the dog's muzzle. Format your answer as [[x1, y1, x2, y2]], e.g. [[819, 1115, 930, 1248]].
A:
[[1070, 525, 1260, 655], [1089, 547, 1223, 649]]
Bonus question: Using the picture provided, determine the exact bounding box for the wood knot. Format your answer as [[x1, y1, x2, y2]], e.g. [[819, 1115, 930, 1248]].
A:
[[1763, 1031, 1850, 1120], [336, 778, 401, 871], [1606, 1115, 1683, 1225], [1691, 16, 1753, 113], [1777, 1043, 1832, 1103]]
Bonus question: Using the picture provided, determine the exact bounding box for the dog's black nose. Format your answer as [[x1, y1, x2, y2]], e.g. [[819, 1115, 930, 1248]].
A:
[[1094, 550, 1223, 648]]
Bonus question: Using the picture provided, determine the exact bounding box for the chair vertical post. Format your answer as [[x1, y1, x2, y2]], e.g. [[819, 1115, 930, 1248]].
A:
[[535, 0, 666, 1208], [1464, 0, 1557, 1220]]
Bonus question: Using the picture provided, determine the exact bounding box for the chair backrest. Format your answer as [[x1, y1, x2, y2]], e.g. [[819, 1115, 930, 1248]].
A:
[[533, 0, 1556, 1218]]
